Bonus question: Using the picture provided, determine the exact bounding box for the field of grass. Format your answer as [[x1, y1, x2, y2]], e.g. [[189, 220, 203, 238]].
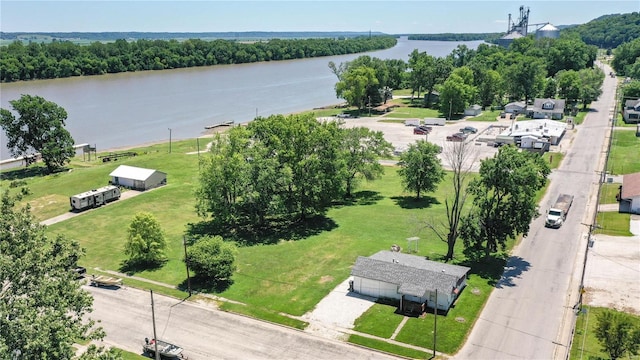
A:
[[569, 306, 640, 360], [2, 137, 507, 356], [607, 129, 640, 175]]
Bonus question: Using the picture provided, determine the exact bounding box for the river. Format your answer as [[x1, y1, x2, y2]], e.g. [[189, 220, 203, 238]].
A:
[[0, 37, 483, 161]]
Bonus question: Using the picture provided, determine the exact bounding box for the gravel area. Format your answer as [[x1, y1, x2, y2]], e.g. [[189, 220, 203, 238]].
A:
[[583, 231, 640, 315]]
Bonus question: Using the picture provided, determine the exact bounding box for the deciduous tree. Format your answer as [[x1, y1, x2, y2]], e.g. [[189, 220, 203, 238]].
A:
[[397, 140, 445, 199], [460, 146, 550, 260], [425, 141, 476, 261], [0, 95, 75, 173], [340, 127, 393, 197], [595, 309, 640, 360], [0, 191, 109, 359], [124, 212, 167, 266]]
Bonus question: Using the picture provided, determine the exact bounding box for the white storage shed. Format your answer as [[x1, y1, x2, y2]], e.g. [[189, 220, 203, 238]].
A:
[[109, 165, 167, 191]]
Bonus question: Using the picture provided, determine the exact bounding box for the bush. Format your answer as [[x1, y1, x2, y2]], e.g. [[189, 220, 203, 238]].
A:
[[187, 236, 237, 283]]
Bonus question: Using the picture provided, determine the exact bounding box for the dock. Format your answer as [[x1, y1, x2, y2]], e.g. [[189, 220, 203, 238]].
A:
[[204, 120, 235, 129]]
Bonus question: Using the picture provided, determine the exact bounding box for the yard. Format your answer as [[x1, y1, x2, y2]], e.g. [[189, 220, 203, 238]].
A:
[[3, 137, 507, 357]]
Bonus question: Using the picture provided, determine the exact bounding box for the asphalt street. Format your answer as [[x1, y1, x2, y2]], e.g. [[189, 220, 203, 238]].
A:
[[86, 285, 400, 360], [454, 62, 618, 359]]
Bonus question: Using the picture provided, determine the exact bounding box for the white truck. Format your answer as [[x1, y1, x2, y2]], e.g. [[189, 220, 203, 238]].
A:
[[545, 194, 574, 228]]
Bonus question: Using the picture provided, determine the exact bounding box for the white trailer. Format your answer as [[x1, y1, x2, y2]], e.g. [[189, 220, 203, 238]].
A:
[[423, 118, 446, 126], [405, 119, 420, 126], [70, 185, 121, 212]]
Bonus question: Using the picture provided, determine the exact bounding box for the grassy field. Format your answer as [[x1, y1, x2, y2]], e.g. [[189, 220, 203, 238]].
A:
[[1, 137, 508, 356], [570, 306, 640, 360], [607, 129, 640, 175], [0, 118, 617, 357]]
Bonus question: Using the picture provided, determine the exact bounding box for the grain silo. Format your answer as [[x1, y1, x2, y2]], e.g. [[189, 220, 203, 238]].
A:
[[536, 23, 560, 39]]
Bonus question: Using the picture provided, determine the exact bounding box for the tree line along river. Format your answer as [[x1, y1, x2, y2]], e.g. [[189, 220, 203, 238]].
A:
[[0, 37, 483, 162]]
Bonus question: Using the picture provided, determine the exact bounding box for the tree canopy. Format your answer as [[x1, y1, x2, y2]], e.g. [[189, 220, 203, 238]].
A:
[[187, 236, 238, 283], [460, 146, 550, 259], [0, 36, 397, 82], [124, 212, 168, 267], [0, 95, 76, 173], [594, 309, 640, 360], [397, 140, 445, 199], [0, 191, 107, 359]]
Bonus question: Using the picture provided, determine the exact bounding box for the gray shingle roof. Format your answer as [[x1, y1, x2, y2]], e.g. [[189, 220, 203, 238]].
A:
[[351, 251, 470, 297]]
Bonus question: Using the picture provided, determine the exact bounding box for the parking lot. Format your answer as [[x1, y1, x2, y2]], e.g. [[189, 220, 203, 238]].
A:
[[335, 115, 518, 171]]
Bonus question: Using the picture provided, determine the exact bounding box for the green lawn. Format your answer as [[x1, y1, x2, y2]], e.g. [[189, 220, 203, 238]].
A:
[[598, 183, 620, 205], [7, 140, 502, 356], [570, 306, 640, 360], [607, 129, 640, 175], [595, 212, 633, 236]]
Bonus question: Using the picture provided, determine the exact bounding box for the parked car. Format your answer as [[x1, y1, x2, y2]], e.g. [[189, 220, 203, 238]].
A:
[[446, 132, 468, 142], [500, 112, 507, 118], [459, 126, 478, 134], [413, 127, 430, 135]]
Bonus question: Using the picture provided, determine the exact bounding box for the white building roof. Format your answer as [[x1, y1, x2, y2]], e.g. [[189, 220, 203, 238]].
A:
[[500, 119, 566, 138], [109, 165, 159, 181]]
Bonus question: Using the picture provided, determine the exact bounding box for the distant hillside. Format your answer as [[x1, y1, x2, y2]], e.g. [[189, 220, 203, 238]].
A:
[[0, 31, 388, 43], [562, 12, 640, 49]]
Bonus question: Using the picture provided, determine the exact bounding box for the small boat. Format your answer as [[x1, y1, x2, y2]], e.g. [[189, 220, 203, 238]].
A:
[[89, 275, 123, 287], [143, 338, 185, 359]]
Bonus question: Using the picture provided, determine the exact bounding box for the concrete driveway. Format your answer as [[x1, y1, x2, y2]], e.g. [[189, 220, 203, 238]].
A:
[[301, 277, 376, 340]]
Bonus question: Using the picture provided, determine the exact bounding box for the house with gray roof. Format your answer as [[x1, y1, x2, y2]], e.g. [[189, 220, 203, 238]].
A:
[[531, 98, 566, 120], [350, 250, 470, 312], [623, 99, 640, 124], [505, 101, 527, 114]]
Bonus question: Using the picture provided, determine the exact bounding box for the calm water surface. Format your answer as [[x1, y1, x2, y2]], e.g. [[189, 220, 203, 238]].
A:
[[0, 38, 483, 160]]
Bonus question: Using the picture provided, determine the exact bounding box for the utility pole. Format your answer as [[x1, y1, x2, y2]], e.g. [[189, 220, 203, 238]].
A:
[[168, 128, 172, 154], [433, 288, 437, 358], [183, 236, 192, 296], [150, 290, 160, 360], [448, 99, 453, 120]]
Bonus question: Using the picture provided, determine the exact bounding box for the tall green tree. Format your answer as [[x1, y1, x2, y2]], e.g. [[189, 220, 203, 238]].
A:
[[124, 212, 167, 266], [438, 70, 477, 119], [556, 70, 581, 105], [397, 140, 445, 199], [577, 67, 604, 109], [195, 127, 252, 225], [340, 127, 393, 197], [187, 236, 238, 283], [0, 191, 109, 359], [0, 95, 76, 173], [504, 55, 546, 104], [460, 146, 550, 259], [335, 66, 379, 110], [595, 309, 640, 360]]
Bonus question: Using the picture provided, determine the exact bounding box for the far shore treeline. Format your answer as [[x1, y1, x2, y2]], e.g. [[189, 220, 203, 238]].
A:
[[0, 35, 397, 82]]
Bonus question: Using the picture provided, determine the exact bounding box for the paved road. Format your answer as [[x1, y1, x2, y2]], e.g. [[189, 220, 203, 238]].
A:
[[86, 285, 400, 360], [455, 62, 618, 360]]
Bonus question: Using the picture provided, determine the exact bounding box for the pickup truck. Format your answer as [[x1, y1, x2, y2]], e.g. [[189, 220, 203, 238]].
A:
[[545, 194, 574, 228]]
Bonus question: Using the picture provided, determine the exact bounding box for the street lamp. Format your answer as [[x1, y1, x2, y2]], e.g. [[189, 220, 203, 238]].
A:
[[168, 128, 172, 153]]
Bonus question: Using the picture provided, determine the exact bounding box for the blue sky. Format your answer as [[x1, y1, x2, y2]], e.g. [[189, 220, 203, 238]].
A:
[[1, 1, 639, 34]]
